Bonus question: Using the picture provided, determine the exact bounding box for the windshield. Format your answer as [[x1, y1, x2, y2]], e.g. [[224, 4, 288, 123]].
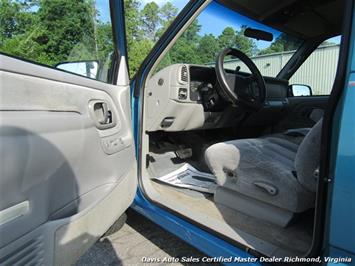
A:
[[158, 1, 304, 77]]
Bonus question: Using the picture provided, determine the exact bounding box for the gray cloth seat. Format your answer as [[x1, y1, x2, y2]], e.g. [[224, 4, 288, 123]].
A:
[[205, 119, 322, 214]]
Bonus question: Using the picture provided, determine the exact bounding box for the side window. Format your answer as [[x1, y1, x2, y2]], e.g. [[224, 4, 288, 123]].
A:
[[124, 0, 188, 77], [289, 36, 341, 96], [0, 0, 114, 83]]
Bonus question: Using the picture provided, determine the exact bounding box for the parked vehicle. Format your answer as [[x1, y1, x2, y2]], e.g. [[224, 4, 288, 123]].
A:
[[0, 0, 353, 265]]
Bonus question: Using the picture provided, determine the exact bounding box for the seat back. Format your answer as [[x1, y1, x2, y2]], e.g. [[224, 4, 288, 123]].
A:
[[294, 119, 323, 192]]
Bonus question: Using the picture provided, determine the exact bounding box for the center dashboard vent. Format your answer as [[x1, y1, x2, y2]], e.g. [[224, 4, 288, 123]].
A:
[[179, 65, 188, 84]]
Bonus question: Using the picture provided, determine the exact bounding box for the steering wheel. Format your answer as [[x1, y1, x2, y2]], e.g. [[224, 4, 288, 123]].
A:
[[215, 48, 266, 108]]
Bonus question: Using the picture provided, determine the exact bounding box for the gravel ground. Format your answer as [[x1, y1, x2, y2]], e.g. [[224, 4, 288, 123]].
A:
[[76, 209, 216, 266]]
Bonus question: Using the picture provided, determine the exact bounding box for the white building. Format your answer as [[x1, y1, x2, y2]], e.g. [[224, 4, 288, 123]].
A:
[[223, 44, 340, 95]]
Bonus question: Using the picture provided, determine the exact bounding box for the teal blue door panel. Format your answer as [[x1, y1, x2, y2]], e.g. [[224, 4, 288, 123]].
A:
[[328, 8, 355, 260], [327, 73, 355, 259]]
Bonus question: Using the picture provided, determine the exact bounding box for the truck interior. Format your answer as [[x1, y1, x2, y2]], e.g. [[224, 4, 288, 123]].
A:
[[139, 0, 347, 258]]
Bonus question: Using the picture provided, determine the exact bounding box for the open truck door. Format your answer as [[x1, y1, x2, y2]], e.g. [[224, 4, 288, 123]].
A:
[[0, 1, 137, 265]]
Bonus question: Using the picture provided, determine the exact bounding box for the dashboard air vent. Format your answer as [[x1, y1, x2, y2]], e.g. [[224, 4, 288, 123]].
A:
[[180, 65, 188, 84]]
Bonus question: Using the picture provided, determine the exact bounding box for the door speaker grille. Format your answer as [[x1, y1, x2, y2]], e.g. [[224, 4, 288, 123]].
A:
[[0, 235, 44, 266]]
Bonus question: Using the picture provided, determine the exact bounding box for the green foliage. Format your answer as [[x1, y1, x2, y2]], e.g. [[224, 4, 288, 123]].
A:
[[1, 0, 304, 79], [124, 0, 142, 45], [158, 22, 260, 69], [162, 20, 202, 66], [156, 2, 178, 39], [198, 34, 219, 63], [320, 40, 336, 47], [0, 0, 113, 70], [234, 26, 258, 57], [258, 34, 301, 55], [34, 0, 96, 65], [124, 0, 181, 76], [0, 0, 33, 43], [123, 1, 303, 75], [129, 38, 154, 76], [141, 2, 160, 41], [218, 27, 236, 49], [159, 2, 178, 26]]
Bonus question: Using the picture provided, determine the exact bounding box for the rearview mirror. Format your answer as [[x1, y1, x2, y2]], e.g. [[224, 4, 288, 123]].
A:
[[244, 28, 273, 42], [55, 60, 99, 79], [290, 84, 312, 97]]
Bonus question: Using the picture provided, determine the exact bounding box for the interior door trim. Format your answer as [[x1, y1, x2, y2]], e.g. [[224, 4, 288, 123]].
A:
[[0, 201, 29, 226], [0, 55, 113, 91]]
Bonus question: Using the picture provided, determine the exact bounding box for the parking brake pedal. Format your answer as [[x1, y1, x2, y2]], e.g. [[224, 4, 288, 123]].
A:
[[175, 148, 192, 159]]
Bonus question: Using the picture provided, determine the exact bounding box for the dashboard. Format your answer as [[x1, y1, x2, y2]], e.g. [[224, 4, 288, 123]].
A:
[[144, 64, 289, 132], [189, 66, 226, 112]]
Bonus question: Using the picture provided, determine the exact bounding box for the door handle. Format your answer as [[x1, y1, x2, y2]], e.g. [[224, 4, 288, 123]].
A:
[[95, 102, 111, 124], [89, 100, 116, 129]]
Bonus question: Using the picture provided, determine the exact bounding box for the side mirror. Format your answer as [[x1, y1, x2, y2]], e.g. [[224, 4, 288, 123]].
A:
[[290, 84, 312, 97], [55, 60, 99, 79]]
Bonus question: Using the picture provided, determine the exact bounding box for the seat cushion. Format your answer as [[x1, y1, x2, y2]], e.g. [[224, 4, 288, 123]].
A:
[[205, 137, 315, 212]]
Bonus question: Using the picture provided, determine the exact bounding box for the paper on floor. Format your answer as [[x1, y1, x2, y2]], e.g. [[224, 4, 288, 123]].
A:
[[153, 164, 217, 194]]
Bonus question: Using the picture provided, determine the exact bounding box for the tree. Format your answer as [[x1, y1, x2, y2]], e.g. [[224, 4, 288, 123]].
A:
[[320, 40, 336, 47], [140, 2, 160, 41], [162, 20, 202, 67], [35, 0, 97, 65], [0, 0, 37, 39], [159, 2, 178, 27], [0, 0, 101, 66], [235, 26, 257, 56], [124, 0, 144, 76], [155, 2, 178, 39], [2, 0, 270, 78], [181, 20, 201, 42], [198, 34, 220, 64], [93, 22, 114, 63], [168, 38, 200, 65], [258, 33, 301, 55], [128, 39, 154, 76], [124, 0, 142, 45], [218, 27, 236, 49]]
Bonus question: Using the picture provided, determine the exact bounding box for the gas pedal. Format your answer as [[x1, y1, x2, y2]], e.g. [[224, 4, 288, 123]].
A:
[[175, 148, 192, 159]]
